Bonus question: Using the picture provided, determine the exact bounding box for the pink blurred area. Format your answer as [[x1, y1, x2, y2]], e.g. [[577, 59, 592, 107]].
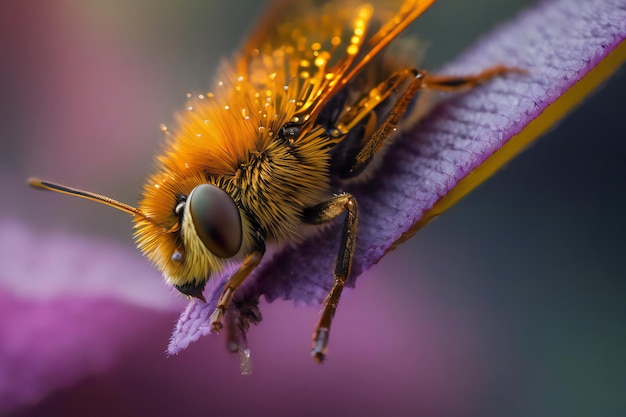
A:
[[3, 1, 161, 181], [2, 0, 194, 239], [0, 220, 497, 417], [5, 259, 500, 417]]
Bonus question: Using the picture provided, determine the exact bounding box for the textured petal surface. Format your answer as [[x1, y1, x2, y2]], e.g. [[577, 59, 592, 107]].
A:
[[169, 0, 626, 354]]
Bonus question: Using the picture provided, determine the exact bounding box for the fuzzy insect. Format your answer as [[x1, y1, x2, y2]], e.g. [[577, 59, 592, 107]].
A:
[[29, 0, 514, 362]]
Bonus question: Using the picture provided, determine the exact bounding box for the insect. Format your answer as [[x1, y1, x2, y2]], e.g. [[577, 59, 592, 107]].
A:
[[29, 0, 515, 362]]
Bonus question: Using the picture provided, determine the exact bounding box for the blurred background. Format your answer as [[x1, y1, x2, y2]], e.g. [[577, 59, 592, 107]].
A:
[[1, 0, 625, 416]]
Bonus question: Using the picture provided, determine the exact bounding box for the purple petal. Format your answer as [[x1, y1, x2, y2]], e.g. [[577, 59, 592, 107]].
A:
[[0, 219, 179, 309], [169, 0, 626, 354], [0, 219, 183, 414], [0, 291, 174, 413]]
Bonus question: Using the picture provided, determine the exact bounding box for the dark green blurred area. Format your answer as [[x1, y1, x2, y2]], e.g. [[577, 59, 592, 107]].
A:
[[2, 1, 625, 416]]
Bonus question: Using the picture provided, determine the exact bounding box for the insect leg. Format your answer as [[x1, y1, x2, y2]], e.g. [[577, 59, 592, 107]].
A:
[[341, 70, 425, 178], [302, 193, 358, 362], [336, 68, 419, 135], [339, 66, 523, 177], [209, 242, 265, 333], [421, 65, 525, 91]]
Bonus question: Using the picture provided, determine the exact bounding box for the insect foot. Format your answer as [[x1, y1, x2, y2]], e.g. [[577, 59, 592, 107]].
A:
[[209, 307, 225, 333]]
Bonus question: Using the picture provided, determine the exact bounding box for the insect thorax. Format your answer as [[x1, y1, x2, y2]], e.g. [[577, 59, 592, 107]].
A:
[[234, 126, 332, 243]]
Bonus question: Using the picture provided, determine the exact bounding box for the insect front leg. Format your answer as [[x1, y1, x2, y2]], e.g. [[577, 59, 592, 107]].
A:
[[302, 193, 358, 363], [209, 241, 265, 333]]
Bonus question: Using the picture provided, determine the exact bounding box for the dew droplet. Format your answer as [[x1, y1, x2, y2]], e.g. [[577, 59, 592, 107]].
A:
[[171, 250, 184, 263]]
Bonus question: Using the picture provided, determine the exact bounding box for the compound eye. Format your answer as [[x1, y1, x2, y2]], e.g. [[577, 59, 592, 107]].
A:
[[188, 184, 242, 258]]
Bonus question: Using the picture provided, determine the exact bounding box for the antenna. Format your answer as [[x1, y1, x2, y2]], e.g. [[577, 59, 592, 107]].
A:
[[28, 178, 156, 225]]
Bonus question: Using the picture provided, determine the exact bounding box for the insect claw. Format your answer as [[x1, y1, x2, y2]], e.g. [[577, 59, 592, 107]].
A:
[[209, 307, 225, 333], [312, 350, 325, 363], [311, 328, 329, 363]]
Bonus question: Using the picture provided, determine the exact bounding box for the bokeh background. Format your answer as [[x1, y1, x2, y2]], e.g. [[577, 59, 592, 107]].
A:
[[2, 0, 625, 416]]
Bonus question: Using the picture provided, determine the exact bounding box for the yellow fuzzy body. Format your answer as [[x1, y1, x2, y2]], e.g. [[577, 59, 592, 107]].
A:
[[132, 0, 435, 291], [133, 62, 332, 288]]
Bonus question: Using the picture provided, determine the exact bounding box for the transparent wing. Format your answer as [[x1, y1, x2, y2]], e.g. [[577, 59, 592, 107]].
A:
[[237, 0, 436, 127]]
